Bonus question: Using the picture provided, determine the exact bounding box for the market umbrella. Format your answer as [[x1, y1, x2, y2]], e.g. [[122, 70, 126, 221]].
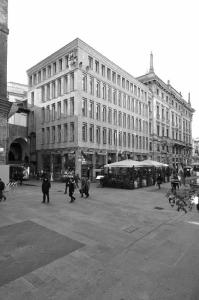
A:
[[104, 159, 147, 168], [141, 160, 168, 167]]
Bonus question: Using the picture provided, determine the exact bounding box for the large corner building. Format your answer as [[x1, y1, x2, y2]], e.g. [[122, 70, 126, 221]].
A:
[[27, 38, 150, 179]]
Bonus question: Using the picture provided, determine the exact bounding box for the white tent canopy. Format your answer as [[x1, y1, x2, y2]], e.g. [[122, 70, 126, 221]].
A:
[[141, 160, 168, 167], [104, 159, 147, 168], [104, 159, 168, 168]]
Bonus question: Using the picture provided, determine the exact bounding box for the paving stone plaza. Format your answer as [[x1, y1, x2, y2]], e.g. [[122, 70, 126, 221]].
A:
[[1, 181, 199, 299]]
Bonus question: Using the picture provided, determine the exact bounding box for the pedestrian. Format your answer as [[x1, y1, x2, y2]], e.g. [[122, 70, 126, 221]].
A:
[[69, 178, 75, 203], [80, 177, 86, 197], [0, 178, 6, 201], [84, 177, 90, 198], [74, 173, 80, 189], [156, 173, 162, 189], [41, 177, 51, 203], [64, 175, 70, 194]]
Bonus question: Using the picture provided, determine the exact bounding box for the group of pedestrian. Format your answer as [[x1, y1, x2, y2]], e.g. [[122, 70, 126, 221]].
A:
[[64, 173, 90, 202]]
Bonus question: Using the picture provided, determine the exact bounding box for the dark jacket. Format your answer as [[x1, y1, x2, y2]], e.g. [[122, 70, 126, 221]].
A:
[[0, 180, 5, 191], [42, 179, 51, 193], [69, 180, 75, 195]]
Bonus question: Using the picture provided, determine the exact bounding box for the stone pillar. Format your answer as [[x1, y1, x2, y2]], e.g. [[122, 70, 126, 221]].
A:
[[61, 154, 65, 174]]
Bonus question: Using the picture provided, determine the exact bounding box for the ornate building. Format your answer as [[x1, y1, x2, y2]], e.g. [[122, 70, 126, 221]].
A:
[[27, 38, 150, 179], [0, 0, 11, 164], [137, 53, 194, 168]]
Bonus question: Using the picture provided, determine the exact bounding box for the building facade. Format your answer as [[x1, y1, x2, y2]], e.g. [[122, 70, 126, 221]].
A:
[[0, 0, 11, 164], [192, 138, 199, 164], [7, 82, 29, 165], [27, 38, 150, 179], [137, 53, 194, 168]]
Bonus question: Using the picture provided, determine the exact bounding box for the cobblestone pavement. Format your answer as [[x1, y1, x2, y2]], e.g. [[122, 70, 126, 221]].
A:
[[0, 180, 199, 300]]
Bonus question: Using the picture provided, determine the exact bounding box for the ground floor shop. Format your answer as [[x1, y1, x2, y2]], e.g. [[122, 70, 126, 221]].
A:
[[36, 148, 149, 181]]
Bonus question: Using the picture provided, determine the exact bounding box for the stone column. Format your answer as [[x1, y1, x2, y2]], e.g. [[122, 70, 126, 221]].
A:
[[75, 148, 82, 177]]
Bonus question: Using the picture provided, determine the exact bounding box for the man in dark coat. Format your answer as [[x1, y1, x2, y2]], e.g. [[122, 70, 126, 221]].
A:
[[42, 177, 51, 203], [69, 178, 75, 203], [0, 178, 6, 201]]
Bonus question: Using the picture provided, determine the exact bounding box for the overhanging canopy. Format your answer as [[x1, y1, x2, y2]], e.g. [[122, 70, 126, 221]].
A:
[[104, 159, 147, 168], [142, 160, 168, 167]]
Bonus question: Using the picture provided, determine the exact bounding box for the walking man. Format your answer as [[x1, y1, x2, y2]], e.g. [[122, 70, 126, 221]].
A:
[[0, 178, 6, 201], [69, 178, 75, 203], [42, 177, 51, 203]]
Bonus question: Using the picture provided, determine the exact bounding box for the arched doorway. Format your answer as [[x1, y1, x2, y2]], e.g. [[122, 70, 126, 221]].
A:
[[8, 137, 28, 164]]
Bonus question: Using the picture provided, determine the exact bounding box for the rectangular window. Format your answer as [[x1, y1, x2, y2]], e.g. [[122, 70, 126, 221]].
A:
[[64, 123, 68, 141], [64, 99, 68, 116], [113, 89, 117, 104], [82, 72, 87, 92], [42, 128, 45, 144], [118, 92, 121, 106], [102, 84, 106, 100], [57, 101, 61, 119], [127, 114, 130, 129], [114, 130, 117, 146], [123, 113, 126, 128], [52, 81, 56, 98], [89, 76, 94, 95], [103, 127, 107, 144], [112, 71, 116, 83], [52, 126, 55, 143], [46, 127, 50, 144], [59, 58, 63, 71], [96, 103, 101, 120], [88, 56, 93, 70], [113, 109, 117, 125], [128, 133, 130, 148], [46, 105, 50, 122], [82, 98, 87, 117], [52, 104, 55, 121], [119, 131, 122, 146], [96, 126, 101, 144], [41, 107, 45, 123], [118, 111, 122, 126], [108, 128, 112, 145], [38, 71, 41, 83], [57, 125, 61, 142], [89, 100, 94, 119], [107, 68, 111, 80], [70, 122, 74, 142], [101, 65, 105, 77], [89, 124, 94, 142], [117, 74, 121, 86], [123, 94, 126, 108], [132, 134, 134, 148], [122, 77, 125, 89], [95, 60, 99, 73], [102, 105, 107, 122], [53, 62, 57, 74], [96, 81, 100, 98], [43, 69, 46, 80], [47, 65, 51, 77], [70, 97, 74, 115], [126, 80, 129, 91], [65, 55, 69, 68], [82, 123, 87, 142]]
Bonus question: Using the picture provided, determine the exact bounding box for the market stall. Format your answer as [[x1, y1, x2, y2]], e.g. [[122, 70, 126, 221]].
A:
[[101, 159, 170, 189]]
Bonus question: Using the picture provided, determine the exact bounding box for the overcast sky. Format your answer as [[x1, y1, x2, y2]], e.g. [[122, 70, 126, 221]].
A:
[[7, 0, 199, 137]]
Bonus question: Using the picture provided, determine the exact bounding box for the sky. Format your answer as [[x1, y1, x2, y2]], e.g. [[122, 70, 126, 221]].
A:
[[7, 0, 199, 137]]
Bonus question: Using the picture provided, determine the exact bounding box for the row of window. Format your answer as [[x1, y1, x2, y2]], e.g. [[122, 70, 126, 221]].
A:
[[40, 98, 148, 134], [82, 74, 148, 115], [29, 49, 77, 87], [87, 56, 147, 101], [41, 123, 149, 150], [156, 87, 191, 119]]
